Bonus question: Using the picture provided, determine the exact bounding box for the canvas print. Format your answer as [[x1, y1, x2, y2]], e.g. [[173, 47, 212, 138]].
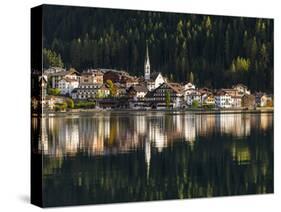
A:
[[31, 4, 274, 207]]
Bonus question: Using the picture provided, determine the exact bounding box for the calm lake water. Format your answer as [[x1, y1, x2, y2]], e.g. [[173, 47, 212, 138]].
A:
[[32, 111, 273, 207]]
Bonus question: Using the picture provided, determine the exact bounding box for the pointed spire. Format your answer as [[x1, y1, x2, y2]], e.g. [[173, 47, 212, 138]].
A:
[[144, 41, 150, 81], [145, 42, 150, 65]]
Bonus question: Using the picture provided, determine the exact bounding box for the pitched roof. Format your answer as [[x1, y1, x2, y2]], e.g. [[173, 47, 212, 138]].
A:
[[166, 82, 183, 93], [184, 82, 195, 89], [231, 96, 242, 99], [215, 90, 228, 96], [100, 84, 109, 90], [148, 82, 183, 94], [232, 83, 248, 89], [129, 85, 148, 93], [114, 82, 126, 88], [150, 72, 162, 81], [242, 94, 255, 100], [104, 69, 129, 76], [44, 67, 66, 74], [80, 72, 93, 76], [50, 69, 80, 77], [199, 87, 212, 92], [59, 78, 78, 83], [145, 82, 183, 99], [121, 76, 138, 83], [81, 69, 104, 76], [39, 76, 47, 83], [222, 88, 237, 92]]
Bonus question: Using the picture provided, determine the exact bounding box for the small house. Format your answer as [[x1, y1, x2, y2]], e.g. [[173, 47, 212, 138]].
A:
[[215, 90, 232, 108], [145, 82, 183, 109], [50, 68, 80, 88], [202, 94, 215, 107], [127, 85, 148, 99], [145, 72, 165, 91], [242, 94, 256, 109], [58, 78, 79, 95], [255, 92, 273, 107], [80, 70, 104, 85], [232, 83, 251, 96]]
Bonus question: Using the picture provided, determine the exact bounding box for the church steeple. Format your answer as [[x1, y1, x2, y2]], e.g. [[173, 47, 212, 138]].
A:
[[144, 43, 150, 81]]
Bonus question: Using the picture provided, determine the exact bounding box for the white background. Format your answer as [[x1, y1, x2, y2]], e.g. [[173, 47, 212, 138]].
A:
[[0, 0, 280, 211]]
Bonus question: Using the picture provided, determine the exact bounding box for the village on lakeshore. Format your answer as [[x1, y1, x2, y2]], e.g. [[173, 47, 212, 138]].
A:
[[32, 45, 273, 112]]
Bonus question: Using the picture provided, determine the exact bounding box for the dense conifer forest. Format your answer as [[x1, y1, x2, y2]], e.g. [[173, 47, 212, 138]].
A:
[[42, 5, 273, 92]]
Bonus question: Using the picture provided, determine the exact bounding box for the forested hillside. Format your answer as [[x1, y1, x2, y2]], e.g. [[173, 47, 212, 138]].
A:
[[42, 5, 273, 92]]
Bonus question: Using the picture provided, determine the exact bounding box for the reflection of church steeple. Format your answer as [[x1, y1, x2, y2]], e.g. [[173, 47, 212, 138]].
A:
[[144, 42, 150, 81], [145, 138, 151, 179]]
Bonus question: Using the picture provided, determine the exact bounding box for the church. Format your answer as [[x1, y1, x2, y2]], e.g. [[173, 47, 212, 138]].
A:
[[144, 44, 165, 91]]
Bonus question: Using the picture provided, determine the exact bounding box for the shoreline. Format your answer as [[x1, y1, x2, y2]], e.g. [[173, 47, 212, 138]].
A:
[[32, 107, 274, 117]]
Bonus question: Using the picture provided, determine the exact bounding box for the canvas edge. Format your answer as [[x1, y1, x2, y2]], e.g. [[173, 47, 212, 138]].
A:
[[30, 5, 44, 208]]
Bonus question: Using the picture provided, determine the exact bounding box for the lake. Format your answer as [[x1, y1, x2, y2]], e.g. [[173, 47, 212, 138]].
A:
[[32, 111, 273, 207]]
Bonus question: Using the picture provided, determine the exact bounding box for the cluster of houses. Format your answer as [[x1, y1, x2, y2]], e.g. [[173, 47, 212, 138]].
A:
[[39, 46, 273, 110]]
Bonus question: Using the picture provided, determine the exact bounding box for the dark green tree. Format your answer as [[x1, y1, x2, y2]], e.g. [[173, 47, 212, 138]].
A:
[[43, 48, 64, 68], [189, 72, 194, 83], [42, 6, 273, 92], [165, 91, 171, 108]]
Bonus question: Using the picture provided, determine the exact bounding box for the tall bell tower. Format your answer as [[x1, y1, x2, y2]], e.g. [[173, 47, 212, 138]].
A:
[[144, 43, 150, 81]]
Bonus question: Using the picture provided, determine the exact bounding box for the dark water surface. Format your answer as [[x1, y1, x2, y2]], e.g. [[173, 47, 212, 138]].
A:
[[32, 111, 273, 207]]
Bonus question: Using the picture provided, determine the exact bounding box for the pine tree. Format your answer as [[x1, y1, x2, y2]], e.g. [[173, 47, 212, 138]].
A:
[[42, 6, 273, 92], [189, 72, 194, 84]]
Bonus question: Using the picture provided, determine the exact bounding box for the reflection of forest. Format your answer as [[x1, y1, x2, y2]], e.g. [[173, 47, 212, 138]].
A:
[[35, 112, 273, 206], [42, 130, 273, 206], [36, 112, 273, 157]]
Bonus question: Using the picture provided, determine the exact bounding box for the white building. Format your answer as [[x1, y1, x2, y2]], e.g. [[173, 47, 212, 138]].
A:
[[50, 69, 80, 88], [58, 78, 79, 95], [80, 69, 103, 84], [231, 96, 242, 108], [184, 88, 202, 106], [232, 84, 251, 96], [186, 92, 202, 106], [143, 44, 165, 91], [146, 72, 165, 91], [184, 82, 195, 91], [145, 82, 183, 109], [183, 83, 197, 104], [71, 83, 110, 100], [215, 91, 232, 108], [128, 85, 148, 99]]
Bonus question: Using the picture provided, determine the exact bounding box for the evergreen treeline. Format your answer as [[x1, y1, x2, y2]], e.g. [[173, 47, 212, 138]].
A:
[[42, 5, 273, 92]]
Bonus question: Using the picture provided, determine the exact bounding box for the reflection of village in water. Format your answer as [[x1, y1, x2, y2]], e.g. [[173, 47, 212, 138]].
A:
[[34, 112, 273, 171]]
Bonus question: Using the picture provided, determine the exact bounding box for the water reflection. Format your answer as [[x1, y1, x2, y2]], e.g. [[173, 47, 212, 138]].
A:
[[32, 112, 273, 206], [37, 112, 273, 157]]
